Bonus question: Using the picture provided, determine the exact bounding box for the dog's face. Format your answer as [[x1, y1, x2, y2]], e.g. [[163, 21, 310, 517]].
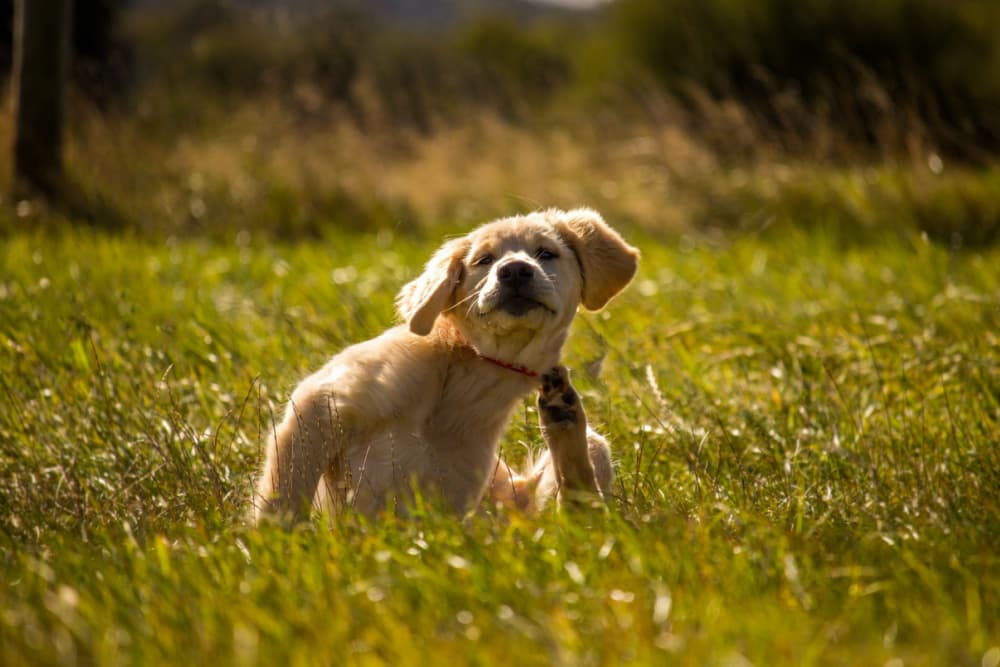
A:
[[458, 219, 581, 334], [397, 208, 638, 367]]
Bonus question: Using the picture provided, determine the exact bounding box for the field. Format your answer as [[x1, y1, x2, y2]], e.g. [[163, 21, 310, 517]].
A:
[[2, 217, 998, 664], [2, 1, 1000, 661]]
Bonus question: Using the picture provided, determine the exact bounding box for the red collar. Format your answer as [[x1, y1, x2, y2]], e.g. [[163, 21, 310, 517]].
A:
[[477, 353, 539, 379]]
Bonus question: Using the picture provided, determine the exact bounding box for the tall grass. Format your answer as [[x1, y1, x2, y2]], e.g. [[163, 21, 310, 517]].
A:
[[4, 92, 994, 248], [1, 2, 999, 663], [1, 227, 998, 663]]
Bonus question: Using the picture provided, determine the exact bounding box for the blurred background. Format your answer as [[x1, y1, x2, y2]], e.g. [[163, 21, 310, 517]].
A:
[[3, 0, 999, 243]]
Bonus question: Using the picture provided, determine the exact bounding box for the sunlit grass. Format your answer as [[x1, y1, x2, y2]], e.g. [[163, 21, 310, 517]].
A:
[[1, 224, 997, 664], [2, 3, 998, 660]]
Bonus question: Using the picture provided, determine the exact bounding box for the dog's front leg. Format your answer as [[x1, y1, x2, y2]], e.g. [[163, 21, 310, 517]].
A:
[[535, 366, 611, 508]]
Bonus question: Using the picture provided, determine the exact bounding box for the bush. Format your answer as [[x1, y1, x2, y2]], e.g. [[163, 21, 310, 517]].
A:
[[611, 0, 1000, 158], [133, 0, 363, 102], [454, 17, 571, 97]]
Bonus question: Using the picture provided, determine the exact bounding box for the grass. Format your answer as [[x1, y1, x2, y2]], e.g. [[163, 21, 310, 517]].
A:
[[1, 221, 998, 665], [4, 4, 999, 660]]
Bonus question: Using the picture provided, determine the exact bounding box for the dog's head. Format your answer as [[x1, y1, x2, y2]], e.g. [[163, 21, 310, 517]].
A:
[[396, 208, 638, 370]]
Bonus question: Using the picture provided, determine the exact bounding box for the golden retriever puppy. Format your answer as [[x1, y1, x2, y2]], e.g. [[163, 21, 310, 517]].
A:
[[253, 208, 638, 523]]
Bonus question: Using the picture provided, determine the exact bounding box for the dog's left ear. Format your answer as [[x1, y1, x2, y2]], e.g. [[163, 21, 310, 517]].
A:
[[551, 208, 639, 310], [396, 237, 468, 336]]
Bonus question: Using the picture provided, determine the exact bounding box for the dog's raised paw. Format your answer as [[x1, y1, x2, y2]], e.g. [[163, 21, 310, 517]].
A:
[[538, 366, 580, 425]]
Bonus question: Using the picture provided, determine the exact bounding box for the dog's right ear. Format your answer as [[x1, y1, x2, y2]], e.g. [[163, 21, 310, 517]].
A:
[[396, 237, 468, 336]]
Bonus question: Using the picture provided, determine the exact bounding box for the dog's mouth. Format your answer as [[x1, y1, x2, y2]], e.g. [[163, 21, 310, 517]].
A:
[[497, 294, 546, 316], [476, 283, 557, 319]]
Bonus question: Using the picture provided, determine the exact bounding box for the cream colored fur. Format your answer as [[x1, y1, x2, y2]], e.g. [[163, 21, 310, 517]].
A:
[[253, 208, 638, 523]]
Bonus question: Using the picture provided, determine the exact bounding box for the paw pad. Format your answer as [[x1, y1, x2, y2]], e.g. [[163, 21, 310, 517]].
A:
[[538, 366, 580, 425]]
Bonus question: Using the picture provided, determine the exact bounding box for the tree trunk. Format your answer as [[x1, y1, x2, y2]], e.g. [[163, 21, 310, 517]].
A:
[[12, 0, 72, 199]]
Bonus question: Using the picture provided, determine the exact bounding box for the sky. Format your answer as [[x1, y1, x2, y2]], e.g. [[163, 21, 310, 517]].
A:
[[532, 0, 612, 7]]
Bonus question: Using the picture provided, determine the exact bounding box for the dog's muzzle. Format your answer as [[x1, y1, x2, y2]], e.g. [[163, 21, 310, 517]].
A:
[[496, 260, 545, 315]]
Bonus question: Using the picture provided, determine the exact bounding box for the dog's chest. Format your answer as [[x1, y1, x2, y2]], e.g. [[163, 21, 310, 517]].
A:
[[422, 373, 529, 500], [430, 370, 527, 442], [339, 367, 530, 514]]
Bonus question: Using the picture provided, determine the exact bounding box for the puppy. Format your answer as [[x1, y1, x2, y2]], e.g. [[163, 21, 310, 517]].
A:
[[253, 208, 638, 523]]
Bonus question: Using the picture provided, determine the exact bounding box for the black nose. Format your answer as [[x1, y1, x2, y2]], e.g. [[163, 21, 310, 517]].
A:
[[498, 260, 534, 287]]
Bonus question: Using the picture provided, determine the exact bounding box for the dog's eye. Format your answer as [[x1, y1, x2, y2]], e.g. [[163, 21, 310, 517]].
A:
[[535, 248, 558, 261], [473, 254, 494, 267]]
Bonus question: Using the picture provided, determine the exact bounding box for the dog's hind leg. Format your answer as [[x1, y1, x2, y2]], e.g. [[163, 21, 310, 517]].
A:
[[487, 458, 537, 511], [254, 390, 337, 525]]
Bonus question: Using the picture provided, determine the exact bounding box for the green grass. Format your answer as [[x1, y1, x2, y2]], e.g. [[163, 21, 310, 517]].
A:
[[1, 223, 998, 665]]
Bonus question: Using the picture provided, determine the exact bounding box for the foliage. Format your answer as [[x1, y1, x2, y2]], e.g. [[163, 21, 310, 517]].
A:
[[609, 0, 1000, 157], [129, 1, 364, 103], [455, 17, 571, 98], [116, 0, 1000, 160]]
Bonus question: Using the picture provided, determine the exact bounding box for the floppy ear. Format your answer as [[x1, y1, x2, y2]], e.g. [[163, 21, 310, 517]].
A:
[[551, 208, 639, 310], [396, 237, 468, 335]]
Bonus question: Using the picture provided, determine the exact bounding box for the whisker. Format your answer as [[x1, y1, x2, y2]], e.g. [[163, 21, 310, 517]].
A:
[[445, 291, 479, 313], [444, 276, 490, 316]]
